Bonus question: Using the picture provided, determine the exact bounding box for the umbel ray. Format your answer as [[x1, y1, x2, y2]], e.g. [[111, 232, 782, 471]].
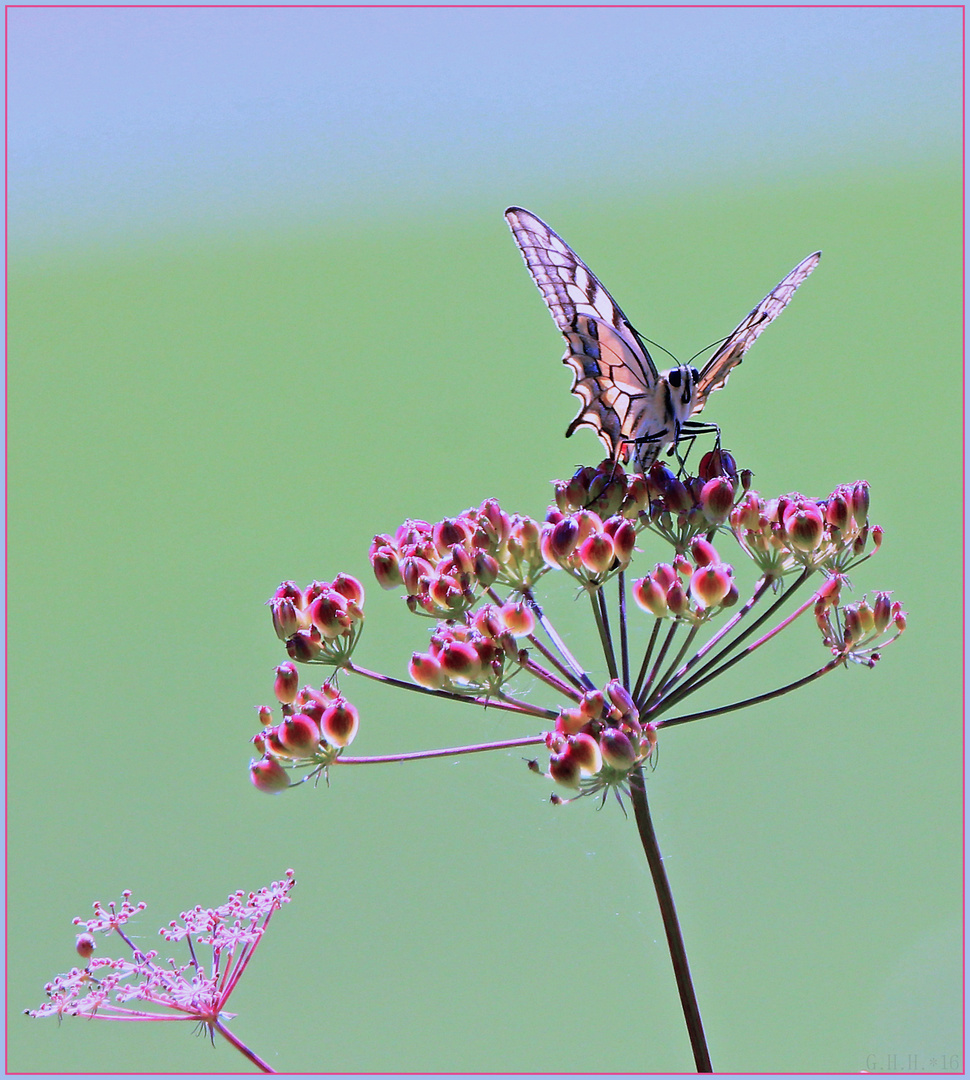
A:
[[505, 206, 820, 472]]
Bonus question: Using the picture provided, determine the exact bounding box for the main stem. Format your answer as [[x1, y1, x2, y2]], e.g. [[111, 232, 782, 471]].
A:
[[629, 768, 712, 1073]]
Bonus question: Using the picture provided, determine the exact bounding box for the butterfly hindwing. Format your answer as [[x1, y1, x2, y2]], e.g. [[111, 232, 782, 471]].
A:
[[694, 251, 821, 412]]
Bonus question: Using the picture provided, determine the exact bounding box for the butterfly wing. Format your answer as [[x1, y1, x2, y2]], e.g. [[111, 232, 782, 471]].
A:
[[693, 251, 821, 414], [505, 207, 659, 459]]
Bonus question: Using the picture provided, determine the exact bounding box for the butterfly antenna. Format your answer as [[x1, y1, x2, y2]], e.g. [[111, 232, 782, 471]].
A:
[[630, 325, 679, 366], [687, 337, 730, 366]]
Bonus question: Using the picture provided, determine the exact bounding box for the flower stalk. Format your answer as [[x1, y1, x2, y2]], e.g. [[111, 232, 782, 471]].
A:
[[248, 451, 905, 1071]]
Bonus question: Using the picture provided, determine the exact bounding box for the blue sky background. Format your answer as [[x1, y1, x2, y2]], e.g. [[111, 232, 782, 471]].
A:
[[8, 6, 962, 250]]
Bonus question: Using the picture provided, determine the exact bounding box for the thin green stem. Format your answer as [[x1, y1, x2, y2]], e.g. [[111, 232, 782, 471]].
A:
[[629, 769, 711, 1073], [618, 570, 630, 690]]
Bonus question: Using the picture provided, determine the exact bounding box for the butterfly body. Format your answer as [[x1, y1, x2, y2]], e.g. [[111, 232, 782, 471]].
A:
[[505, 206, 820, 472]]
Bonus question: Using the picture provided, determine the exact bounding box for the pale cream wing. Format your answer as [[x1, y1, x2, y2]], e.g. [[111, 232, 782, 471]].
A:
[[693, 251, 821, 414], [506, 207, 659, 458]]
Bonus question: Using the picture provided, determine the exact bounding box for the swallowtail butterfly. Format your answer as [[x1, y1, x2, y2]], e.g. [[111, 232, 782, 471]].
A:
[[505, 206, 820, 471]]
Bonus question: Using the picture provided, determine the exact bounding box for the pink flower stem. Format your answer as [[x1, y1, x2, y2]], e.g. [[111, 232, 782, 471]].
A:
[[655, 570, 814, 714], [634, 620, 681, 706], [590, 588, 619, 681], [618, 570, 630, 688], [524, 632, 587, 691], [336, 734, 546, 765], [519, 655, 585, 702], [632, 618, 662, 701], [628, 768, 712, 1073], [212, 1017, 274, 1073], [522, 588, 596, 691], [344, 663, 556, 719], [653, 658, 844, 728], [641, 624, 701, 713]]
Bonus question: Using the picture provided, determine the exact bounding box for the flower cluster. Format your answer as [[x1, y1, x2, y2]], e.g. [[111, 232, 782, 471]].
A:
[[27, 874, 295, 1072], [253, 454, 905, 804], [541, 678, 658, 802], [268, 574, 365, 666], [250, 666, 360, 792]]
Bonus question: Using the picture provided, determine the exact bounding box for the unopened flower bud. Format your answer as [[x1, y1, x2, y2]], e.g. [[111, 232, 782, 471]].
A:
[[689, 537, 720, 567], [700, 476, 736, 523], [278, 713, 322, 756], [75, 933, 96, 959], [600, 727, 637, 770], [605, 680, 636, 718], [578, 532, 615, 575], [371, 546, 403, 589], [500, 600, 535, 638], [409, 652, 444, 689], [286, 629, 321, 663], [320, 701, 359, 747], [568, 732, 603, 775], [633, 576, 667, 617], [548, 751, 581, 789], [274, 662, 299, 704], [690, 564, 733, 609], [250, 755, 291, 793], [271, 597, 301, 641], [332, 573, 365, 606]]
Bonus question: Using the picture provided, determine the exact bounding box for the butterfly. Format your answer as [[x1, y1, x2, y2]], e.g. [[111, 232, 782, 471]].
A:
[[505, 206, 821, 472]]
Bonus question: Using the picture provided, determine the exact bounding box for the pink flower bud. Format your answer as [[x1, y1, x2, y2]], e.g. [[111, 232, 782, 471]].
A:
[[437, 640, 482, 680], [371, 546, 403, 589], [569, 732, 603, 775], [286, 629, 321, 663], [400, 555, 435, 596], [633, 576, 667, 617], [409, 652, 444, 689], [605, 680, 636, 718], [500, 600, 535, 637], [274, 662, 299, 705], [75, 933, 96, 959], [321, 701, 359, 747], [600, 727, 637, 770], [700, 476, 736, 524], [690, 564, 733, 609], [689, 537, 720, 567], [578, 532, 616, 574], [579, 689, 606, 720], [250, 756, 291, 793], [270, 597, 301, 641], [432, 517, 470, 556], [278, 713, 322, 756], [784, 503, 824, 552], [665, 582, 689, 615], [698, 447, 737, 481], [556, 708, 586, 735], [272, 581, 304, 605], [332, 573, 364, 606], [257, 704, 274, 727], [541, 517, 580, 564], [307, 591, 350, 640], [473, 551, 499, 587], [548, 751, 581, 789]]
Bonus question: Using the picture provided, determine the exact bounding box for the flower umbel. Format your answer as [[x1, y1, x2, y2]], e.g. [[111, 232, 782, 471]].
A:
[[251, 454, 904, 803], [27, 872, 296, 1074]]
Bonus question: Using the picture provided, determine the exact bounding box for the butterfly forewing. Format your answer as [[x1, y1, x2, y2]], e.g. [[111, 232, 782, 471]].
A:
[[505, 206, 659, 460], [693, 251, 821, 412]]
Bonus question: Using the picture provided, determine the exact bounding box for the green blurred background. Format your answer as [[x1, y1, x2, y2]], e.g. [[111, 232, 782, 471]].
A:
[[6, 7, 963, 1075]]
